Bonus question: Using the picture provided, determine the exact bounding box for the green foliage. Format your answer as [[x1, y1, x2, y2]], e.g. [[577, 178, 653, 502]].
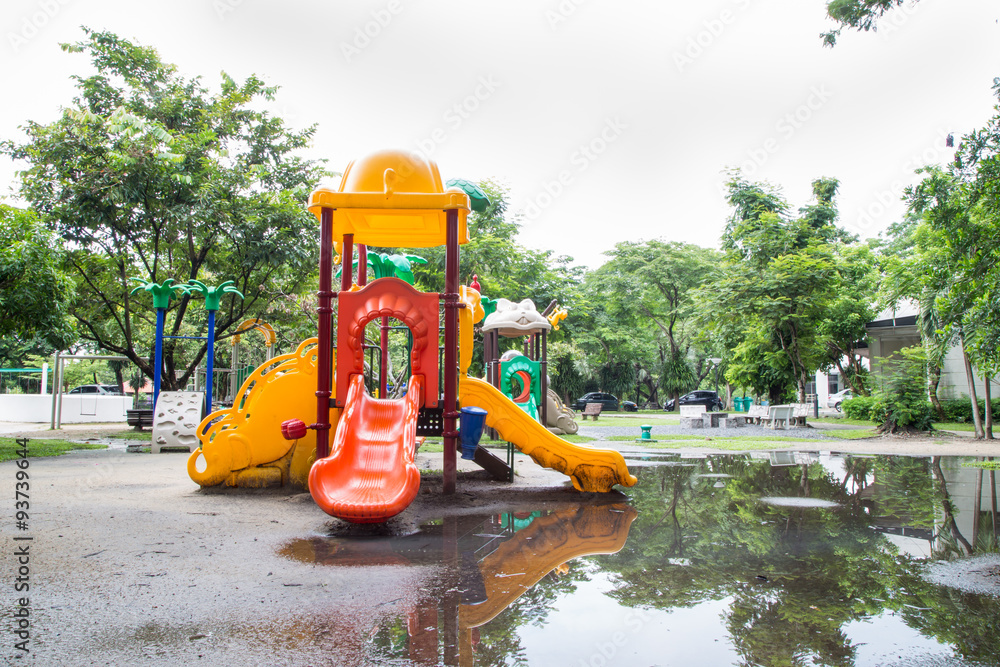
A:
[[2, 29, 325, 389], [821, 0, 909, 46], [547, 340, 590, 402], [0, 205, 75, 349], [841, 395, 876, 421], [701, 174, 871, 403], [579, 239, 717, 405], [937, 397, 1000, 424], [869, 346, 934, 433]]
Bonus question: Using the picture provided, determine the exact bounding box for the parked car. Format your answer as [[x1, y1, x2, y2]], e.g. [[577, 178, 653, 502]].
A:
[[663, 390, 724, 412], [622, 400, 638, 412], [572, 392, 619, 412], [827, 389, 853, 411], [66, 384, 123, 395]]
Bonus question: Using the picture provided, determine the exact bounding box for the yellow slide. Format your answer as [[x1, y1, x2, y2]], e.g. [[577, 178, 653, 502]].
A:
[[459, 377, 637, 492]]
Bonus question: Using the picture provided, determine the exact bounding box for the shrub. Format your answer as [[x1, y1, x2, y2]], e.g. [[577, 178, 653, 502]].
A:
[[937, 398, 1000, 423], [870, 346, 933, 433], [842, 396, 876, 421]]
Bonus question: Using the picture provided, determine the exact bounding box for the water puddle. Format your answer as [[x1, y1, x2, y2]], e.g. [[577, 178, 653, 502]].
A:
[[278, 453, 1000, 666]]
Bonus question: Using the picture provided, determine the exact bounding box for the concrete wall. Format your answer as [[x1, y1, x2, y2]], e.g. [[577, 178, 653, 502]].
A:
[[938, 345, 1000, 401], [865, 324, 1000, 401], [0, 394, 130, 423]]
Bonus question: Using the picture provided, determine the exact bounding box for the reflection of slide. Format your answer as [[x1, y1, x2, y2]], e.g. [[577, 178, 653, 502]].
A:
[[460, 377, 637, 492], [308, 374, 422, 523], [461, 503, 638, 629]]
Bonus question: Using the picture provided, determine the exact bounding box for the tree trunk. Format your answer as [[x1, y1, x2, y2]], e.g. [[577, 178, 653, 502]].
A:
[[960, 330, 985, 439], [928, 362, 945, 421], [972, 463, 983, 547], [985, 374, 994, 440], [932, 456, 974, 555]]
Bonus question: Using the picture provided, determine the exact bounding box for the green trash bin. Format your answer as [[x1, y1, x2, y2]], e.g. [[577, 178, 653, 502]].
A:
[[742, 397, 753, 411], [733, 398, 743, 412]]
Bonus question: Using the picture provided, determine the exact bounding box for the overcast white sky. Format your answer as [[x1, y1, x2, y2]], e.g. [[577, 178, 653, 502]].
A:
[[2, 0, 998, 270]]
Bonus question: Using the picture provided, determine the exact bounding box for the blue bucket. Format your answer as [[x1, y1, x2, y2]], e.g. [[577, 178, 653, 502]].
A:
[[460, 406, 488, 460]]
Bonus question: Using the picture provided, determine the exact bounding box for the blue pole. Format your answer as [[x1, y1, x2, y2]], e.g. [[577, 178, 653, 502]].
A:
[[153, 307, 165, 409], [205, 309, 215, 417]]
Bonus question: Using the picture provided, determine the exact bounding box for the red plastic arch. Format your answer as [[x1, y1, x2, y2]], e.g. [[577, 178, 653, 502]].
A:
[[336, 278, 440, 407], [512, 370, 532, 403]]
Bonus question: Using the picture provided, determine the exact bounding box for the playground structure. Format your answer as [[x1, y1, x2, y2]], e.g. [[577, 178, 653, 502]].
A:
[[188, 150, 635, 523], [484, 299, 579, 436]]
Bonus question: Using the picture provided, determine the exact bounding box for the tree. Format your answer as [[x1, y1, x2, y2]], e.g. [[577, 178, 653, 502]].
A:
[[583, 240, 718, 408], [701, 175, 869, 403], [0, 205, 76, 350], [821, 0, 914, 46], [903, 166, 993, 438], [2, 29, 325, 390]]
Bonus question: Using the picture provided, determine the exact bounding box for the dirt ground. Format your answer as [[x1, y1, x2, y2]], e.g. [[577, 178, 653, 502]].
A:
[[1, 421, 999, 665]]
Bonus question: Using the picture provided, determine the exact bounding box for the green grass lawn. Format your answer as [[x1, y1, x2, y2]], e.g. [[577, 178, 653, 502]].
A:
[[623, 438, 817, 451], [0, 437, 107, 462], [962, 459, 1000, 469], [609, 429, 879, 447], [933, 422, 977, 432], [824, 428, 879, 440], [107, 429, 153, 441], [809, 417, 877, 427], [609, 434, 828, 443], [584, 416, 678, 427], [420, 433, 596, 454]]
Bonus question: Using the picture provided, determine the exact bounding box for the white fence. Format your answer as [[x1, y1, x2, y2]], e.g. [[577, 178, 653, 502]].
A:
[[0, 395, 130, 424]]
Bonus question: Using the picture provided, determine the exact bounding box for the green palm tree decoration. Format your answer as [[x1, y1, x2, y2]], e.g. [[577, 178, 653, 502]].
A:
[[129, 277, 188, 309], [184, 280, 244, 311], [182, 280, 244, 417], [129, 277, 191, 407], [338, 252, 428, 285]]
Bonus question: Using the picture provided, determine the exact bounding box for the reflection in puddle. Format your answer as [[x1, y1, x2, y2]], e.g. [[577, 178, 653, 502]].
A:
[[760, 496, 841, 508], [278, 454, 1000, 666]]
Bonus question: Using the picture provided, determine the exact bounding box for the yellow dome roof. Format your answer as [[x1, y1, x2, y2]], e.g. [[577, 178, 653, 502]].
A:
[[308, 149, 469, 248]]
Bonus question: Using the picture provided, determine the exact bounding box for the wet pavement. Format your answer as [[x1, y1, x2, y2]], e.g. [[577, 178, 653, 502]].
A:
[[4, 444, 1000, 666]]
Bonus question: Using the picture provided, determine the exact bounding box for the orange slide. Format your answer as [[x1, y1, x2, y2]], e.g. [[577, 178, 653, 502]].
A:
[[308, 374, 423, 523]]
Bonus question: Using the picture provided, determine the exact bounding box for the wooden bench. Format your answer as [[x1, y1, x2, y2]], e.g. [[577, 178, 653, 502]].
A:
[[126, 409, 154, 431], [581, 403, 603, 421]]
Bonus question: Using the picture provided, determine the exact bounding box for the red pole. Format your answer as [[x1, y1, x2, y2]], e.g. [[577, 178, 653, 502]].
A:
[[314, 208, 335, 459], [341, 234, 354, 292], [357, 243, 368, 286], [443, 209, 459, 495], [380, 315, 389, 398], [540, 329, 548, 428]]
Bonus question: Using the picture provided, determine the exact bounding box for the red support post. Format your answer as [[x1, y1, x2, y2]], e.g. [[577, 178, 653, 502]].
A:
[[357, 243, 368, 286], [314, 208, 335, 459], [380, 315, 389, 398], [442, 209, 459, 495], [540, 329, 548, 428], [341, 234, 354, 292]]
